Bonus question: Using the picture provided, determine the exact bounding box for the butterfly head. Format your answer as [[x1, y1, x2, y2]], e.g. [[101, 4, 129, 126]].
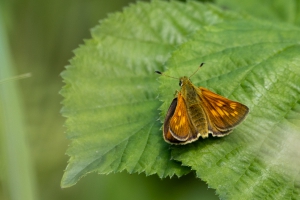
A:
[[179, 76, 190, 87]]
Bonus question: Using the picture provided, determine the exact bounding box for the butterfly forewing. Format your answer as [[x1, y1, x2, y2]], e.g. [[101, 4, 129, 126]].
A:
[[164, 93, 197, 143], [199, 87, 249, 134]]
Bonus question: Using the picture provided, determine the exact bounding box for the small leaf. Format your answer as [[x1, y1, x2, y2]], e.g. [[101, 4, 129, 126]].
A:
[[60, 1, 244, 187], [161, 20, 300, 199]]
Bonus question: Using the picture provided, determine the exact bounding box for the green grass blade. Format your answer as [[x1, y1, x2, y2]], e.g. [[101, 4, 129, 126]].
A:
[[0, 13, 38, 200]]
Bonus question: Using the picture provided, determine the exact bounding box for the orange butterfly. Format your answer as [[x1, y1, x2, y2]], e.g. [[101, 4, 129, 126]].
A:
[[156, 63, 249, 145]]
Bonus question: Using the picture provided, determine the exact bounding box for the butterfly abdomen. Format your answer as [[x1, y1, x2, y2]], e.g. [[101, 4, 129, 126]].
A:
[[188, 103, 209, 138]]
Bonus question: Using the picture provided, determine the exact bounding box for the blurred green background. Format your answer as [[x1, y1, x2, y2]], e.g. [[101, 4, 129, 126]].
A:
[[0, 0, 217, 199]]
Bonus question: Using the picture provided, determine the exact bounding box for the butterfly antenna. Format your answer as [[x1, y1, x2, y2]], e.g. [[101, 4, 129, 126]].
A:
[[155, 71, 178, 79], [189, 63, 204, 79]]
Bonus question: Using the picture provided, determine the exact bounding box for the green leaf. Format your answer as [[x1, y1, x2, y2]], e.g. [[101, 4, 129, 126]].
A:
[[60, 1, 245, 188], [161, 20, 300, 199], [216, 0, 300, 26]]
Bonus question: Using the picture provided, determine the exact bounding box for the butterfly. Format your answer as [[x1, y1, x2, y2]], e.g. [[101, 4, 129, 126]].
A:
[[156, 63, 249, 145]]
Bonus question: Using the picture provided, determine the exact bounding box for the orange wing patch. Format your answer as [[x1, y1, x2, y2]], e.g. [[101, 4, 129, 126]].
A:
[[169, 93, 196, 141], [163, 93, 197, 143]]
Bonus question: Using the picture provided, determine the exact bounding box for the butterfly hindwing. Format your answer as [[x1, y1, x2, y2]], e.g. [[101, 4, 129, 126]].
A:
[[163, 98, 180, 143]]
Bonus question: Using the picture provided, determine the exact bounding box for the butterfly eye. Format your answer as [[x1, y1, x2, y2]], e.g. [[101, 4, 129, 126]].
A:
[[179, 79, 183, 86]]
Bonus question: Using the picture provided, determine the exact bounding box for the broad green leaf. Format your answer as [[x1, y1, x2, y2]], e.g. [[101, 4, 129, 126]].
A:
[[216, 0, 300, 26], [159, 20, 300, 199], [60, 1, 245, 188]]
